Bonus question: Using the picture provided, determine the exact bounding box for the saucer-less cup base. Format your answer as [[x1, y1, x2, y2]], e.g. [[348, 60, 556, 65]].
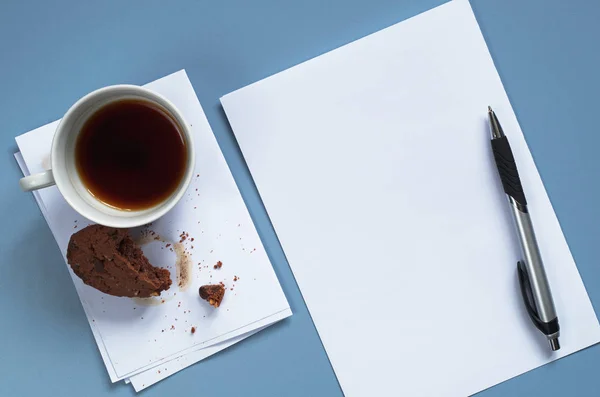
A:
[[19, 85, 195, 228]]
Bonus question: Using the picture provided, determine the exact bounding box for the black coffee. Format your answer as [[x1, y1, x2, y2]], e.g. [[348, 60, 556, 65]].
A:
[[75, 99, 187, 211]]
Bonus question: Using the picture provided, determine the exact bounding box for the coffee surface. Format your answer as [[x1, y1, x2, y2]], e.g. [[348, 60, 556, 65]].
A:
[[75, 99, 187, 210]]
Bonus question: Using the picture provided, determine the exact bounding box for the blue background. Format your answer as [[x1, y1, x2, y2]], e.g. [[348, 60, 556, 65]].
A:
[[1, 0, 599, 395]]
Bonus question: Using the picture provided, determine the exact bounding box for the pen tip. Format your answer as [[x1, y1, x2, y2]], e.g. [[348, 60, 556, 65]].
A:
[[487, 106, 505, 139]]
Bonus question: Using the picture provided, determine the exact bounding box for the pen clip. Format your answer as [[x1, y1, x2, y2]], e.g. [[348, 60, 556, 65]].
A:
[[517, 260, 546, 333]]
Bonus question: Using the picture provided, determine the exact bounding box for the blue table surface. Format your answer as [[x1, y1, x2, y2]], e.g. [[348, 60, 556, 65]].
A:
[[1, 0, 599, 396]]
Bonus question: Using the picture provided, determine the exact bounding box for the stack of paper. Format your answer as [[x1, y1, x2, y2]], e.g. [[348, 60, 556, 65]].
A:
[[15, 70, 291, 392], [220, 1, 600, 396]]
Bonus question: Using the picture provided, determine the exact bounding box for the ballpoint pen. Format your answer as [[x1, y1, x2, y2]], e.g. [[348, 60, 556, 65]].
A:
[[488, 106, 560, 351]]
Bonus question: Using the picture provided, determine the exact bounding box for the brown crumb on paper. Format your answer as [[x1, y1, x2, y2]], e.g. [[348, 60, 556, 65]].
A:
[[191, 327, 196, 334], [214, 261, 222, 270], [199, 284, 225, 308]]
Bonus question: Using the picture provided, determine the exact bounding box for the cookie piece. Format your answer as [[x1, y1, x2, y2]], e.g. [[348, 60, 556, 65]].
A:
[[199, 284, 225, 308], [66, 225, 172, 297]]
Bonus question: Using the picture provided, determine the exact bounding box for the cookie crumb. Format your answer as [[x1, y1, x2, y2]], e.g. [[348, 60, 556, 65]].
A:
[[214, 261, 223, 270], [199, 284, 225, 308], [191, 327, 196, 334]]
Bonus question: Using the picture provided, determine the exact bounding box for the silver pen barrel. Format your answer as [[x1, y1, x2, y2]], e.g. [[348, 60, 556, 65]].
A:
[[508, 198, 559, 339], [488, 107, 560, 351]]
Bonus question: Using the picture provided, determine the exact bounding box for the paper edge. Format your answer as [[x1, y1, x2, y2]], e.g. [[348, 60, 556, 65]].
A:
[[130, 308, 292, 392]]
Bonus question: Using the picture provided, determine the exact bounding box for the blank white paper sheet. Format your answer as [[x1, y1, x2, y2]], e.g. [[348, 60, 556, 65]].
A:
[[221, 0, 600, 396]]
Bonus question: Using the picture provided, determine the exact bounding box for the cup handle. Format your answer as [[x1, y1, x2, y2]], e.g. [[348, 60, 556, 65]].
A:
[[19, 170, 55, 191]]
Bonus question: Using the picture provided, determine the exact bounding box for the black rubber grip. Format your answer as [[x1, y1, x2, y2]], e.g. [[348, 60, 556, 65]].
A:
[[491, 136, 527, 206]]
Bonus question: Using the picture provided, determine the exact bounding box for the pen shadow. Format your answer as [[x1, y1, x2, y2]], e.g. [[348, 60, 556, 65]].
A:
[[512, 269, 554, 359]]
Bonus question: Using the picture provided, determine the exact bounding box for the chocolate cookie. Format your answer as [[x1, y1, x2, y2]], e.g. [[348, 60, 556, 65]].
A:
[[66, 225, 171, 297]]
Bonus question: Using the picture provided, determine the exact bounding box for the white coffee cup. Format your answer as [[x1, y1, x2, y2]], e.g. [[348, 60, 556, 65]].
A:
[[19, 85, 195, 228]]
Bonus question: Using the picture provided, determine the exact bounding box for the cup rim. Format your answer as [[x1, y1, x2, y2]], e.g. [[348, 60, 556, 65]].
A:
[[51, 85, 195, 228]]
